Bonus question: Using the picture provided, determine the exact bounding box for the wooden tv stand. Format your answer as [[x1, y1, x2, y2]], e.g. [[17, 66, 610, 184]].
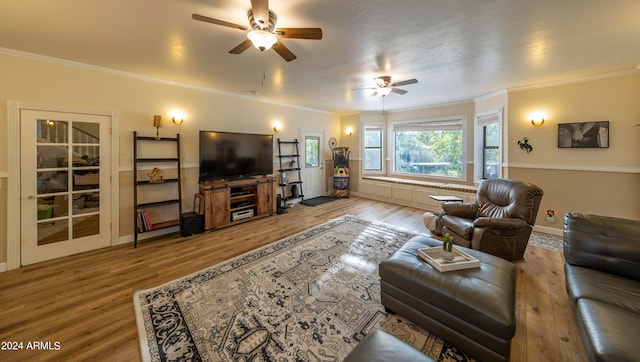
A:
[[199, 176, 277, 230]]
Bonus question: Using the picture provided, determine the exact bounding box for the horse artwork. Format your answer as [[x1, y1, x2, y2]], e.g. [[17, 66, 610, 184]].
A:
[[518, 137, 533, 153]]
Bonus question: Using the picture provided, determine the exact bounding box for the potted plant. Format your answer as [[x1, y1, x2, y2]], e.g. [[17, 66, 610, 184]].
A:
[[441, 233, 456, 261]]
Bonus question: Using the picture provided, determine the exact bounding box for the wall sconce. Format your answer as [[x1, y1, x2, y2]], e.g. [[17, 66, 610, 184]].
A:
[[345, 127, 353, 136], [273, 122, 282, 132], [153, 115, 163, 140], [170, 110, 185, 125], [530, 112, 545, 127]]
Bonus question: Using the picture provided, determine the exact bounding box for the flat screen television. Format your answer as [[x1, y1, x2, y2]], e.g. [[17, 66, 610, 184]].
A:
[[199, 131, 273, 182]]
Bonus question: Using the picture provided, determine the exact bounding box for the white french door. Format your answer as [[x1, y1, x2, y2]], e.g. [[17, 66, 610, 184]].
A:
[[20, 109, 112, 265], [300, 130, 324, 199]]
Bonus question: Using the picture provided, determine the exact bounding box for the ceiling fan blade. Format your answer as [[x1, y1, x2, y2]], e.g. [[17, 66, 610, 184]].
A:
[[251, 0, 270, 29], [192, 14, 248, 31], [229, 39, 253, 54], [391, 79, 418, 87], [272, 40, 297, 62], [391, 88, 408, 95], [275, 28, 323, 39]]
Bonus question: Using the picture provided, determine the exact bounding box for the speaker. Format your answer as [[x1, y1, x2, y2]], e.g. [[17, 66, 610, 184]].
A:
[[181, 212, 204, 237], [277, 194, 287, 214]]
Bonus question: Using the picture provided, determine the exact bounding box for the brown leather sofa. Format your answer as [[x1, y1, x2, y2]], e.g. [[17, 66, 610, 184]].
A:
[[439, 178, 543, 261], [563, 213, 640, 362]]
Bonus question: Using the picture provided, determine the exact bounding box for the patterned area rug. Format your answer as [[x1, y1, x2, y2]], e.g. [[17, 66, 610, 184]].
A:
[[528, 231, 563, 252], [133, 216, 475, 361]]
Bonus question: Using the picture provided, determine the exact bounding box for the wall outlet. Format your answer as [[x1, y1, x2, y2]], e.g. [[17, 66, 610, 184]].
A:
[[546, 209, 555, 223]]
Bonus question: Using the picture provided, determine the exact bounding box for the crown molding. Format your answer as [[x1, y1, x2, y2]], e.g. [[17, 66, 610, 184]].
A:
[[509, 69, 640, 93], [474, 89, 508, 101], [0, 47, 333, 115]]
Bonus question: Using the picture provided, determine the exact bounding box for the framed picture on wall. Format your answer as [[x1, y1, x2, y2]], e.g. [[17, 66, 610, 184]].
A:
[[558, 121, 609, 148]]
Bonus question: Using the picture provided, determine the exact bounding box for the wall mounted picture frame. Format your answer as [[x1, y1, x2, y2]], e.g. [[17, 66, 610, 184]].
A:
[[558, 121, 609, 148]]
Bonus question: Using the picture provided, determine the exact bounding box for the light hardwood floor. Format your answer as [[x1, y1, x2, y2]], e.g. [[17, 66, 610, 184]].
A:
[[0, 197, 587, 361]]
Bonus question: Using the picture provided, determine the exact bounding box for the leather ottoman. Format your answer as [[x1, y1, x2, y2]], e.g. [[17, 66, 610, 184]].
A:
[[379, 235, 516, 361], [343, 329, 434, 362]]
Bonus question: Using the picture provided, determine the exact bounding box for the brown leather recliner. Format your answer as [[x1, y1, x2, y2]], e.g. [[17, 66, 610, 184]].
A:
[[439, 178, 543, 261]]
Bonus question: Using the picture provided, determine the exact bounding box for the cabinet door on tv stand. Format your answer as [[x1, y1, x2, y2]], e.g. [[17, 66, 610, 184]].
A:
[[212, 187, 230, 228], [256, 181, 275, 216]]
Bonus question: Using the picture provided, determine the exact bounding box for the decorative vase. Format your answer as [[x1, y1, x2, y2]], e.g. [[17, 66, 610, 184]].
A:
[[441, 249, 456, 262]]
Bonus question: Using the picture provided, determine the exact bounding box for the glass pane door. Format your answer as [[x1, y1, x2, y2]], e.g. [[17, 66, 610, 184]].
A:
[[305, 136, 320, 168], [36, 120, 101, 244], [21, 110, 111, 265], [301, 132, 324, 199]]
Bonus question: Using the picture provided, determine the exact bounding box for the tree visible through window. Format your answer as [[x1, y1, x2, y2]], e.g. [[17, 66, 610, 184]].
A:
[[474, 110, 502, 180], [393, 118, 463, 177], [482, 123, 500, 179], [305, 136, 319, 167]]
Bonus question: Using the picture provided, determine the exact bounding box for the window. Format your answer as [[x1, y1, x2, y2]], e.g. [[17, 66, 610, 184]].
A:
[[392, 117, 464, 178], [305, 136, 319, 167], [363, 125, 383, 172], [474, 110, 502, 180]]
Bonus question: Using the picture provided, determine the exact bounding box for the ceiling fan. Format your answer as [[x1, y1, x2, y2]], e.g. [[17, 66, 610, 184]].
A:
[[370, 76, 419, 96], [192, 0, 322, 62]]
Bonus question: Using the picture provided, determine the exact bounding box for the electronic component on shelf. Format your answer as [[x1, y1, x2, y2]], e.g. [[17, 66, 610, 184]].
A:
[[231, 209, 254, 221]]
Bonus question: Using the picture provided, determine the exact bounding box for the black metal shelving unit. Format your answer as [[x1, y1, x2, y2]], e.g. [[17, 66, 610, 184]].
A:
[[133, 131, 182, 247], [277, 139, 304, 209]]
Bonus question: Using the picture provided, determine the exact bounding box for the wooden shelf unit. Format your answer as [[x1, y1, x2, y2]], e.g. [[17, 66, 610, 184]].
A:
[[133, 132, 183, 247], [277, 139, 304, 207], [199, 176, 277, 230]]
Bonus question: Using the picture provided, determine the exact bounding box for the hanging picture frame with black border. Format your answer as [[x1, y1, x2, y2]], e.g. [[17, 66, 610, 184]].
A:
[[558, 121, 609, 148]]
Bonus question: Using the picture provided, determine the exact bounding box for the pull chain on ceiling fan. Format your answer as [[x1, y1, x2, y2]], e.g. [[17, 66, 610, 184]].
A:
[[192, 0, 322, 62]]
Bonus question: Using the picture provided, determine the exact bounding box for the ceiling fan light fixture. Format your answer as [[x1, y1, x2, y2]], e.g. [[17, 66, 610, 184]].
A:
[[377, 87, 392, 97], [247, 29, 277, 51]]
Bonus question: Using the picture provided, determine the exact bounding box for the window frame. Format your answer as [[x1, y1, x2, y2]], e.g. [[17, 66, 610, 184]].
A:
[[390, 116, 466, 181], [474, 109, 503, 182], [304, 135, 320, 168], [361, 122, 385, 175]]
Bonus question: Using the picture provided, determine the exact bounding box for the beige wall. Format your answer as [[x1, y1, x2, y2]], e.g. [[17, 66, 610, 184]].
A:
[[0, 52, 339, 265], [2, 51, 638, 266], [508, 72, 640, 228]]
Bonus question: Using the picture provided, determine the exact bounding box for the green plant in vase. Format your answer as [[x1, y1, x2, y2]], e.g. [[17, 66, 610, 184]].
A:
[[441, 233, 456, 261]]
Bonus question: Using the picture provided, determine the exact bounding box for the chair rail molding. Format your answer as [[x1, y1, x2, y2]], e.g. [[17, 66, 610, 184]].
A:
[[507, 162, 640, 174]]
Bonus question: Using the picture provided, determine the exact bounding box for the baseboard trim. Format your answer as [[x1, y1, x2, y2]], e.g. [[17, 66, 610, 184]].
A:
[[118, 226, 180, 245], [0, 262, 7, 273], [533, 225, 562, 236]]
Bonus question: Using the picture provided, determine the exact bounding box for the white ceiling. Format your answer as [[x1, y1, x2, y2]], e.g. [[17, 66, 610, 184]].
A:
[[1, 0, 639, 114]]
